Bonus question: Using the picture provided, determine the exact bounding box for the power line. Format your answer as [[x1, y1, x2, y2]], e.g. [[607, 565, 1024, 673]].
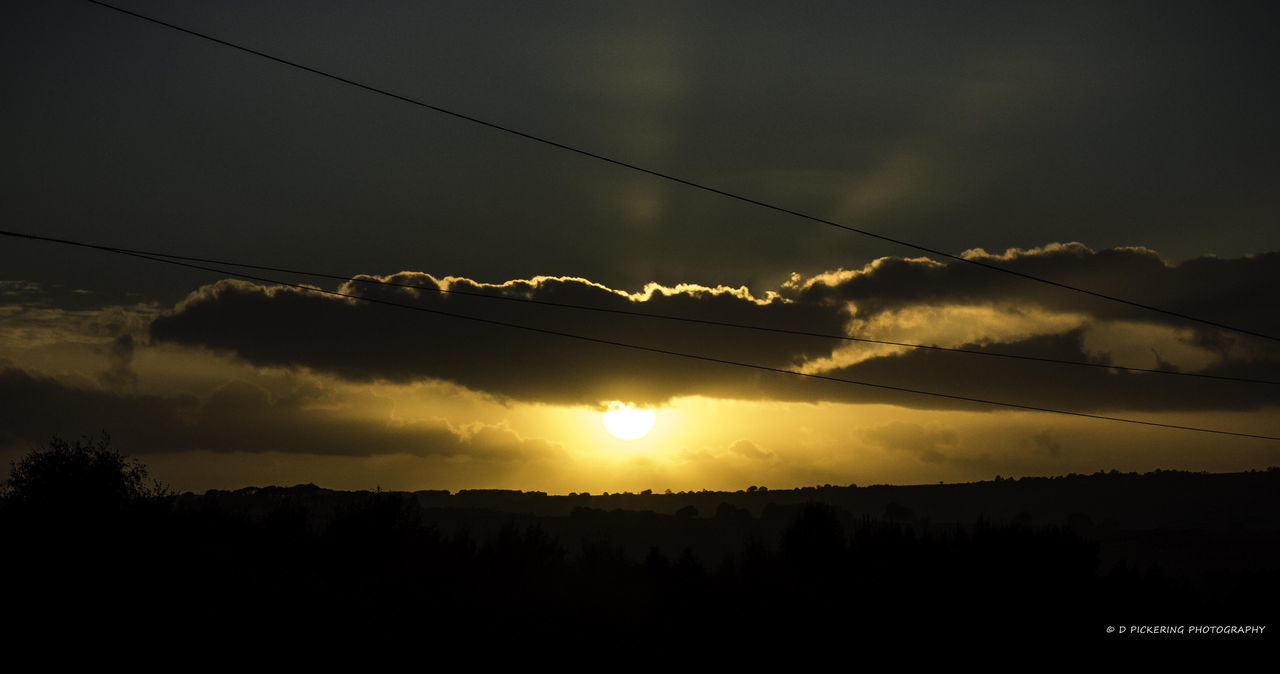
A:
[[3, 228, 1277, 387], [8, 232, 1276, 441], [80, 0, 1280, 345]]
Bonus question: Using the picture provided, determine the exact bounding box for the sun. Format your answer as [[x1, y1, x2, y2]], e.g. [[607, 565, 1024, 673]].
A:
[[602, 401, 657, 441]]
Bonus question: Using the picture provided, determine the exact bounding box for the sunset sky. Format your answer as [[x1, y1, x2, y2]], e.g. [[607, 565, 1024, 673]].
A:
[[3, 0, 1278, 493]]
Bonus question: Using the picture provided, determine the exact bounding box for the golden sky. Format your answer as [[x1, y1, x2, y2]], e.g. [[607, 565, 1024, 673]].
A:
[[3, 245, 1277, 493], [3, 3, 1279, 492]]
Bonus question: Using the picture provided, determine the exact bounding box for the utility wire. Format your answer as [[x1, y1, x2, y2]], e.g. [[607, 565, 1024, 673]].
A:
[[80, 0, 1280, 344], [7, 232, 1276, 441], [3, 228, 1277, 387]]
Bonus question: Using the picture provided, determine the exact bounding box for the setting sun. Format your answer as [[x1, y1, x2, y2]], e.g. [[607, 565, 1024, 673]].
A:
[[601, 401, 657, 441]]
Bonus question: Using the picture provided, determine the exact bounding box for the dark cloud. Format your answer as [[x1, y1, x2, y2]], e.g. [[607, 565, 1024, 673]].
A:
[[98, 334, 137, 388], [789, 244, 1280, 338], [0, 364, 561, 460], [1031, 430, 1063, 458], [147, 246, 1280, 411], [777, 327, 1280, 412], [150, 274, 849, 406]]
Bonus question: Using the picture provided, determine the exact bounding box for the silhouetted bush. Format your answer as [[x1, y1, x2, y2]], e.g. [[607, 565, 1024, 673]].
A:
[[2, 434, 168, 516], [1, 435, 177, 633]]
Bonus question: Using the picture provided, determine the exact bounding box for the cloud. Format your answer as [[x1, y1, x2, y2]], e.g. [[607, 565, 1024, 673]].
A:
[[787, 244, 1280, 339], [865, 421, 958, 464], [98, 334, 137, 388], [775, 326, 1280, 412], [144, 246, 1280, 412], [1030, 430, 1063, 458], [727, 439, 773, 460], [0, 290, 160, 348], [0, 364, 562, 461], [150, 274, 849, 406]]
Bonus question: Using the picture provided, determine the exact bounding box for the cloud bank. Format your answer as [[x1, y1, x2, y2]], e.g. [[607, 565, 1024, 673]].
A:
[[0, 364, 561, 461], [145, 245, 1280, 412]]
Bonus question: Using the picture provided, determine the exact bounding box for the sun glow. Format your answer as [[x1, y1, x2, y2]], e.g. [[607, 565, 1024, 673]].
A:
[[601, 401, 657, 441]]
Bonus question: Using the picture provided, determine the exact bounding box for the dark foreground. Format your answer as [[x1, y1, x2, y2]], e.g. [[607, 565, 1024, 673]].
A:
[[3, 467, 1277, 650]]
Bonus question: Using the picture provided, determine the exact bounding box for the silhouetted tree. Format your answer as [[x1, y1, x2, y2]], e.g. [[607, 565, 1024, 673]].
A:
[[715, 502, 751, 521], [3, 434, 168, 516], [2, 435, 175, 631]]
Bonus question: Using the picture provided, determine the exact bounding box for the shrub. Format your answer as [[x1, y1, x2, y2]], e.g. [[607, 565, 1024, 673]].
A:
[[3, 434, 167, 514]]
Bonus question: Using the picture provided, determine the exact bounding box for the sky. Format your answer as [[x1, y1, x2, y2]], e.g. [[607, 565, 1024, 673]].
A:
[[2, 0, 1278, 493]]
